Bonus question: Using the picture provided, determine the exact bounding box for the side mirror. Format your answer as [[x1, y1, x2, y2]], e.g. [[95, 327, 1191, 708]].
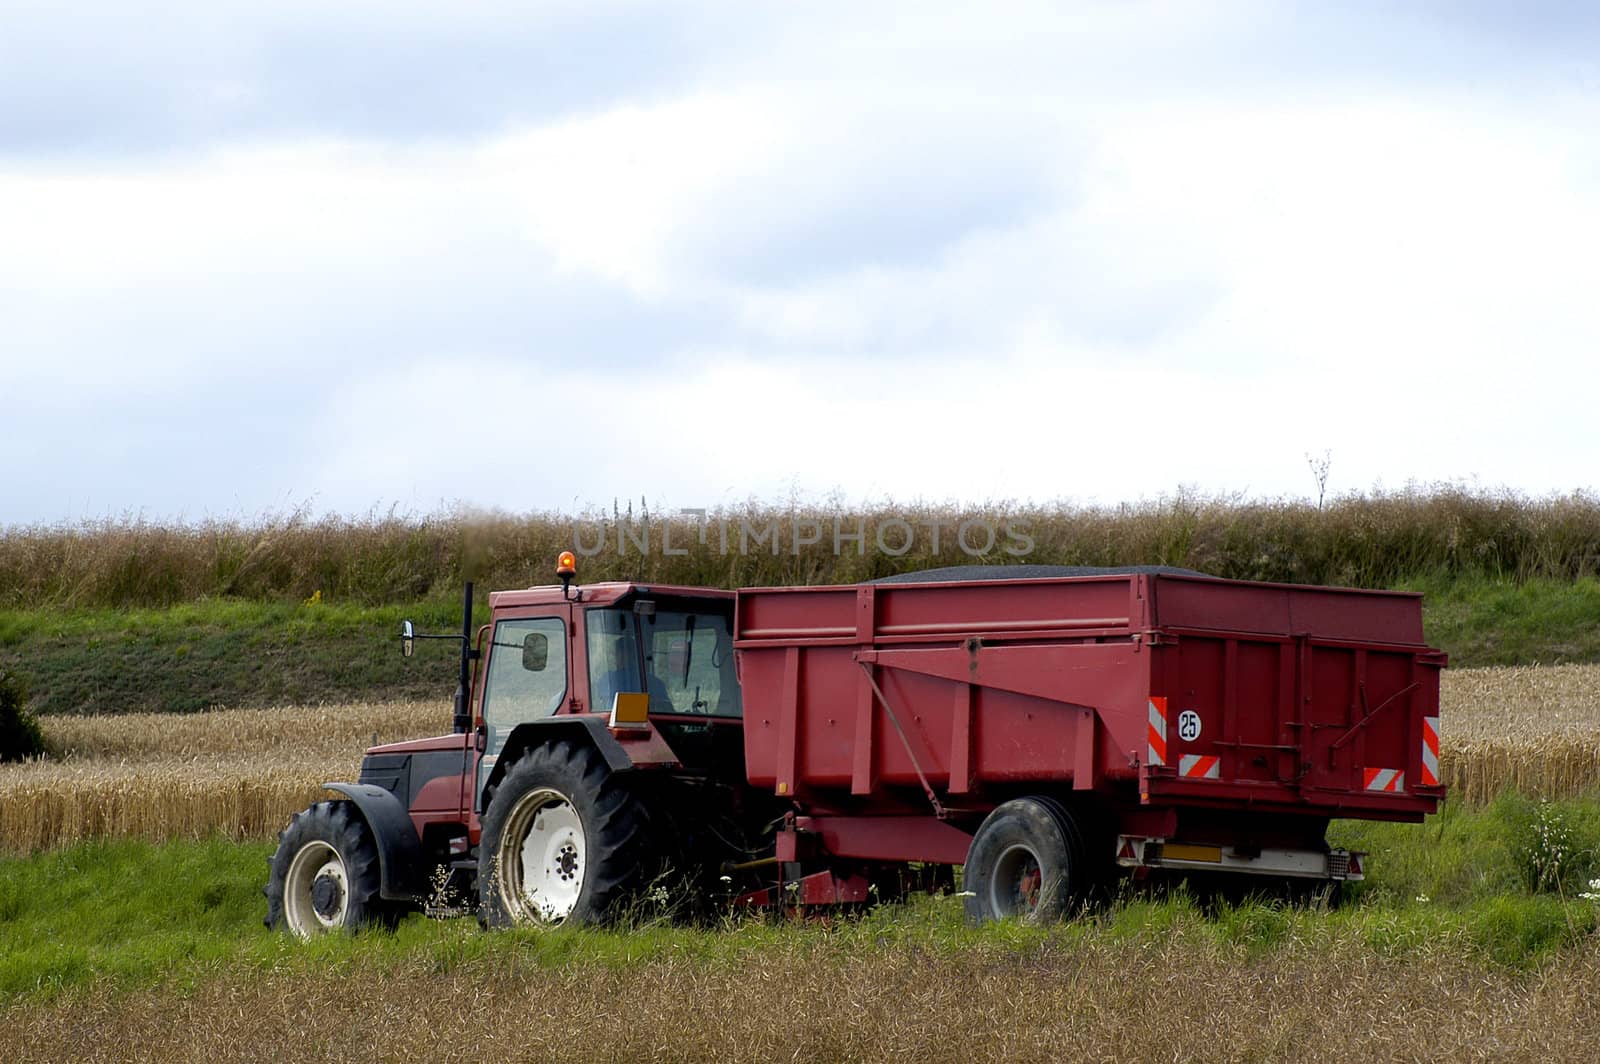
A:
[[401, 620, 415, 659], [522, 632, 549, 672]]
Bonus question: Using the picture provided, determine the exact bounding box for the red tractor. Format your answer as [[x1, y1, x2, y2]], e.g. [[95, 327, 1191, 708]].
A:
[[267, 556, 1446, 935]]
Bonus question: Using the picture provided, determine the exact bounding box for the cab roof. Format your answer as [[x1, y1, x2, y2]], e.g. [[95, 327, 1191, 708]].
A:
[[489, 581, 733, 610]]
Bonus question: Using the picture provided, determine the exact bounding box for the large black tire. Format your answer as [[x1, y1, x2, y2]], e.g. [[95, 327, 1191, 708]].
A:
[[264, 800, 389, 937], [963, 796, 1087, 924], [477, 743, 651, 928]]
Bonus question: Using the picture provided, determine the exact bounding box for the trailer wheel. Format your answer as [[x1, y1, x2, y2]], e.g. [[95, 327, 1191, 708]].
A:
[[264, 801, 389, 938], [963, 797, 1086, 924], [478, 742, 649, 928]]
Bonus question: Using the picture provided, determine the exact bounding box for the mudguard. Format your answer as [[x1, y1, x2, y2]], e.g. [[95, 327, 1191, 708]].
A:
[[324, 782, 427, 903], [482, 716, 640, 804]]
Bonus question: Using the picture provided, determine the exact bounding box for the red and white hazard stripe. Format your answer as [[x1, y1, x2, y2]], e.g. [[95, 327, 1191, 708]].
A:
[[1420, 715, 1440, 786], [1178, 753, 1220, 779], [1147, 697, 1168, 767], [1362, 767, 1405, 793]]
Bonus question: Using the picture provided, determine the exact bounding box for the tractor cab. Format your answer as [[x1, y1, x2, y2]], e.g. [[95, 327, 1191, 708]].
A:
[[267, 554, 778, 937], [473, 575, 744, 808]]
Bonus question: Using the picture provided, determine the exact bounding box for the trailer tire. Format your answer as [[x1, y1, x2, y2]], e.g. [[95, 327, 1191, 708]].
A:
[[963, 797, 1086, 924], [264, 800, 392, 938], [478, 742, 650, 928]]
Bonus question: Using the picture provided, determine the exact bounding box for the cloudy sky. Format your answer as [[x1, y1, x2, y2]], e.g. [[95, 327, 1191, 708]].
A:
[[3, 1, 1597, 525]]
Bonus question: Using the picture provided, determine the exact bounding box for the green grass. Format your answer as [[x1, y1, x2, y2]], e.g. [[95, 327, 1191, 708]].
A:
[[1406, 573, 1600, 666], [0, 836, 268, 996], [4, 576, 1596, 714], [1333, 792, 1600, 901], [0, 597, 483, 715], [3, 798, 1599, 1002]]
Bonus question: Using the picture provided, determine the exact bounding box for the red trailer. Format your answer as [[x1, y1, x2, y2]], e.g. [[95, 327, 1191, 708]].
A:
[[264, 561, 1446, 935], [734, 568, 1445, 919]]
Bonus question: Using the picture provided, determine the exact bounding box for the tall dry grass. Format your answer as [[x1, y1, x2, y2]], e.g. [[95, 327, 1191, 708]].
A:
[[4, 487, 1599, 608], [0, 664, 1594, 853], [7, 932, 1600, 1062]]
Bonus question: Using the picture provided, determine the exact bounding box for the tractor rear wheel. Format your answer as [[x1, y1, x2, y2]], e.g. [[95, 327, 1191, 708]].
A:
[[963, 796, 1087, 924], [477, 743, 651, 928], [265, 801, 389, 937]]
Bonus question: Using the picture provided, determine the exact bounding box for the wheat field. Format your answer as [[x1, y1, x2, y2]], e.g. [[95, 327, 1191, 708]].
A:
[[1438, 664, 1600, 803], [0, 700, 443, 853], [1, 665, 1596, 853]]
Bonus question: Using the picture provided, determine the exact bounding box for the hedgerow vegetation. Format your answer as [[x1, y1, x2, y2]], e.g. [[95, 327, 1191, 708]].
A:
[[0, 669, 43, 763], [3, 487, 1598, 608], [2, 488, 1596, 715]]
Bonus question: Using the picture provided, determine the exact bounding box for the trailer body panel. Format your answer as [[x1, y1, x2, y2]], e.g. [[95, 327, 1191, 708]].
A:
[[735, 573, 1445, 842]]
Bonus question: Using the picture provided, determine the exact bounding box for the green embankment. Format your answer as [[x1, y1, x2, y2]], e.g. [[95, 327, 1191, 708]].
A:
[[2, 577, 1597, 715], [1400, 573, 1600, 666], [1, 794, 1596, 1000], [0, 599, 478, 715]]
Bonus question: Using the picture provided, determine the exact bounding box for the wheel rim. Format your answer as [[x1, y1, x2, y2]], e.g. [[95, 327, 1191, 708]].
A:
[[495, 787, 586, 924], [284, 840, 349, 938], [991, 843, 1045, 919]]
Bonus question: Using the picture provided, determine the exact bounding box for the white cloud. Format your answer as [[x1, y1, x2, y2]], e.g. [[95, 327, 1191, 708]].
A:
[[3, 5, 1599, 523], [305, 322, 1595, 516]]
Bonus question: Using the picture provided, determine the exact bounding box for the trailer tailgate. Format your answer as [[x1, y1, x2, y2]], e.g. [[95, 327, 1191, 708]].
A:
[[1143, 576, 1445, 817]]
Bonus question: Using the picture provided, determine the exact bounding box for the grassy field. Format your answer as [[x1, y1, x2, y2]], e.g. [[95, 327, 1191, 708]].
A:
[[1402, 573, 1600, 667], [13, 936, 1598, 1063], [0, 598, 471, 715], [1, 665, 1598, 1059], [2, 816, 1599, 1062], [9, 933, 1598, 1062]]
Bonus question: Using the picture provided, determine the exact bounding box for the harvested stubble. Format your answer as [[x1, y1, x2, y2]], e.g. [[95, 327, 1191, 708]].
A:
[[0, 700, 444, 853], [7, 932, 1600, 1062], [1440, 663, 1600, 803]]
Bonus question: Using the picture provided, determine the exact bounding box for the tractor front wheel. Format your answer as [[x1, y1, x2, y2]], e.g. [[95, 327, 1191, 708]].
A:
[[478, 743, 650, 928], [265, 801, 389, 937]]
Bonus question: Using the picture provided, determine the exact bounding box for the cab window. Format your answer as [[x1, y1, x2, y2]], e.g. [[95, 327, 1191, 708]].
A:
[[645, 610, 740, 716], [586, 606, 741, 717], [481, 617, 567, 754], [586, 607, 643, 716]]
